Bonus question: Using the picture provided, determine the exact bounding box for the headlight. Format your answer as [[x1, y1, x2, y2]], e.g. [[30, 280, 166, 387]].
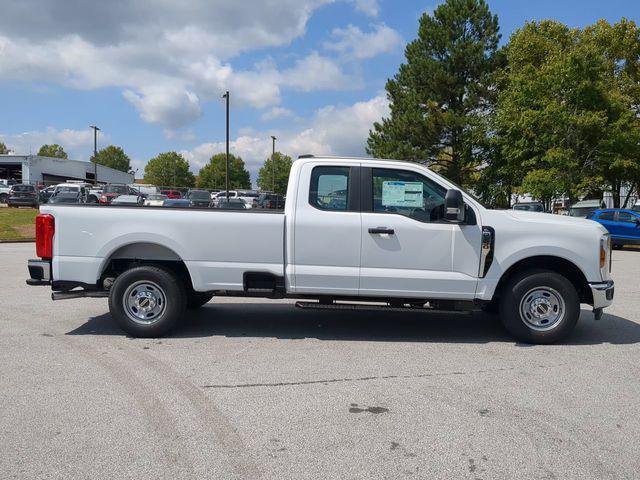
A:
[[600, 234, 611, 279]]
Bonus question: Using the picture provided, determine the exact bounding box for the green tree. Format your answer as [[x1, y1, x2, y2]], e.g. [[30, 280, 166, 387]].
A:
[[256, 152, 292, 194], [91, 145, 131, 173], [367, 0, 503, 186], [197, 153, 251, 190], [495, 19, 640, 207], [144, 151, 195, 187], [37, 144, 68, 159], [0, 142, 10, 154]]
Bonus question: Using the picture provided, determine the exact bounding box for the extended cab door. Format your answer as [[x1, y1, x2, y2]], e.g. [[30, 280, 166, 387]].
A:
[[291, 162, 362, 295], [359, 166, 482, 300]]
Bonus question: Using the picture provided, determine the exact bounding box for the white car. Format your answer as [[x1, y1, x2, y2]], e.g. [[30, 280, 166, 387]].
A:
[[27, 155, 614, 344], [143, 194, 168, 207], [211, 190, 237, 207], [0, 183, 11, 203], [110, 194, 142, 206]]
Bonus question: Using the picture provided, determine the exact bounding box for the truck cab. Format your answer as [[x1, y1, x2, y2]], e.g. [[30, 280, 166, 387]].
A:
[[27, 155, 614, 344]]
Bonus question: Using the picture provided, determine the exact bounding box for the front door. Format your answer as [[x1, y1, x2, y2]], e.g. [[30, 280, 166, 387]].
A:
[[291, 162, 362, 295], [359, 166, 481, 300]]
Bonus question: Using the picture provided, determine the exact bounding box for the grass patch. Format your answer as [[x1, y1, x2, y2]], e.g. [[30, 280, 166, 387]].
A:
[[0, 207, 38, 241]]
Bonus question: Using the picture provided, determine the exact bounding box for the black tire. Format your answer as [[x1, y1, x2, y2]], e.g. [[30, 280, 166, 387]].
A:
[[0, 194, 7, 204], [612, 244, 623, 250], [187, 292, 214, 309], [108, 265, 187, 337], [499, 269, 580, 344], [480, 300, 499, 314]]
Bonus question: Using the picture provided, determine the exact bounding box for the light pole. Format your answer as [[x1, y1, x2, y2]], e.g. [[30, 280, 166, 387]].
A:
[[89, 125, 100, 185], [222, 91, 230, 201], [271, 135, 276, 194]]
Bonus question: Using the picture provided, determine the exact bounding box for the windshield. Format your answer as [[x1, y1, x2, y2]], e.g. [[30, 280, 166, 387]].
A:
[[12, 185, 35, 192], [103, 185, 128, 194], [188, 191, 210, 200], [513, 204, 544, 212], [147, 194, 166, 200], [569, 207, 596, 218]]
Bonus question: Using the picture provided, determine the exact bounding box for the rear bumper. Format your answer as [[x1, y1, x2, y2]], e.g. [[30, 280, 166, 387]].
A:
[[589, 280, 614, 309], [26, 259, 51, 286], [8, 198, 38, 206]]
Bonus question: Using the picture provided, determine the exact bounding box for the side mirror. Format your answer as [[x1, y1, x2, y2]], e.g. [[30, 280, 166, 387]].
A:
[[444, 189, 465, 223]]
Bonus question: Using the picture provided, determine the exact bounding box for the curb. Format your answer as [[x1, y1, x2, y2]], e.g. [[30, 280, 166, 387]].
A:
[[0, 239, 35, 243]]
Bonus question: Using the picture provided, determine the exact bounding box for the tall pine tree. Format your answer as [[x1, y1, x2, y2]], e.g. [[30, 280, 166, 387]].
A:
[[367, 0, 502, 186]]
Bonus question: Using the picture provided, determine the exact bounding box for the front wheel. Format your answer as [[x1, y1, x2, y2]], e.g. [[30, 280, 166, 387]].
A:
[[499, 270, 580, 344], [108, 266, 186, 337]]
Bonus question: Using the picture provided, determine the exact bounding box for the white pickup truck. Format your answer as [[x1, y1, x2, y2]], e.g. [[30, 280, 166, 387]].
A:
[[26, 155, 614, 343]]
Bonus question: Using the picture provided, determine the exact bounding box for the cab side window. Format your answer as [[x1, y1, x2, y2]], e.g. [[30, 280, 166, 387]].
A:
[[371, 168, 447, 223], [309, 166, 351, 211]]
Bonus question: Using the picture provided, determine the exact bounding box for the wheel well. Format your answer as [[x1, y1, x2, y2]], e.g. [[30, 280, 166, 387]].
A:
[[495, 256, 593, 304], [100, 243, 194, 291]]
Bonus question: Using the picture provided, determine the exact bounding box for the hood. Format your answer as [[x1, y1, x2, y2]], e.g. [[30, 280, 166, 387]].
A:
[[484, 209, 608, 234]]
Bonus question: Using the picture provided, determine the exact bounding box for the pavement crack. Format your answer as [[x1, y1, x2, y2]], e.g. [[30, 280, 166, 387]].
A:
[[201, 364, 564, 389]]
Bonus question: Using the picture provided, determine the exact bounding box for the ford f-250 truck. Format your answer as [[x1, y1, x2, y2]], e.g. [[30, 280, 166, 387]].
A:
[[26, 155, 614, 344]]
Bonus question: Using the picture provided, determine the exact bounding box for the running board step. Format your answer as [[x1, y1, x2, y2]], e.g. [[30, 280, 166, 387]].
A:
[[294, 301, 472, 314], [52, 290, 109, 301]]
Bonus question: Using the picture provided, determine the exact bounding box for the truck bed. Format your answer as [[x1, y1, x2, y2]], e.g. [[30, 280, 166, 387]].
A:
[[42, 204, 285, 291]]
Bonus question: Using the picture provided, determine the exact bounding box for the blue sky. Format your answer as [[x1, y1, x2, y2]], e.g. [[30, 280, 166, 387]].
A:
[[0, 0, 637, 183]]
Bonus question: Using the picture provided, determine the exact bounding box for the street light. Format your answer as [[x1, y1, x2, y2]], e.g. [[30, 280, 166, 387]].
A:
[[271, 136, 276, 194], [222, 91, 230, 201], [89, 125, 100, 185]]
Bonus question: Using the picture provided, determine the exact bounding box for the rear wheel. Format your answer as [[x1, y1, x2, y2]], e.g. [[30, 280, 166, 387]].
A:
[[187, 292, 214, 309], [0, 193, 7, 204], [108, 265, 186, 337], [499, 270, 580, 344]]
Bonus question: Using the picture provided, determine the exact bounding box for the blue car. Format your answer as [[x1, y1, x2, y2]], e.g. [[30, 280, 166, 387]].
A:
[[589, 209, 640, 248]]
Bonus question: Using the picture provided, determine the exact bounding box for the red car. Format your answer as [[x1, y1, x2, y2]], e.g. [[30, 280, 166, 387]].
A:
[[160, 189, 182, 199], [99, 184, 132, 205]]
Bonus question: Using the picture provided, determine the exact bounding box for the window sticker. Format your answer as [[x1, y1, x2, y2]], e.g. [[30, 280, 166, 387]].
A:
[[382, 181, 423, 207]]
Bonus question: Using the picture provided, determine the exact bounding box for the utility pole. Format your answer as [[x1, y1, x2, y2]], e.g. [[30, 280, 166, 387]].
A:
[[89, 125, 100, 185], [223, 91, 230, 201], [271, 136, 277, 194]]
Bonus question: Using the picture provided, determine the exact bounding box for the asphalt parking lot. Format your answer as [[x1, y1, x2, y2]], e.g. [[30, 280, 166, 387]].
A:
[[1, 243, 640, 479]]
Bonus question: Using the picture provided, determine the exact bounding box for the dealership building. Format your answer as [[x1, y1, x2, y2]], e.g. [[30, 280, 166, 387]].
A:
[[0, 154, 133, 186]]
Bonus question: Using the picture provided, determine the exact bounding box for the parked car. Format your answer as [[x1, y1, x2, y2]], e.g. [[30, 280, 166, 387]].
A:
[[215, 198, 250, 210], [47, 192, 84, 204], [110, 195, 143, 206], [128, 184, 158, 199], [0, 183, 12, 203], [513, 202, 545, 213], [256, 193, 285, 209], [238, 190, 260, 205], [211, 190, 237, 207], [99, 184, 134, 205], [186, 189, 211, 208], [27, 155, 614, 344], [633, 201, 640, 213], [7, 184, 39, 207], [52, 183, 89, 203], [163, 198, 191, 207], [143, 194, 168, 207], [39, 185, 58, 203], [568, 199, 604, 218], [160, 189, 182, 199], [589, 209, 640, 248]]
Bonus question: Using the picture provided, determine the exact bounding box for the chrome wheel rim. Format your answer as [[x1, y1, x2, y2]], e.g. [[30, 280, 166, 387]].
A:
[[123, 281, 166, 325], [519, 287, 565, 331]]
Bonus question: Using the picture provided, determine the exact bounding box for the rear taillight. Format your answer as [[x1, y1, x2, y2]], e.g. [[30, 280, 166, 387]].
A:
[[36, 214, 55, 259]]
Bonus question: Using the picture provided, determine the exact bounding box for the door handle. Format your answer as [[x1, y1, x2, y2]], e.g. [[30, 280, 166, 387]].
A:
[[368, 227, 395, 235]]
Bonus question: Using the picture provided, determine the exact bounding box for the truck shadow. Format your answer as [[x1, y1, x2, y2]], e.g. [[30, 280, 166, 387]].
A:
[[66, 303, 640, 346]]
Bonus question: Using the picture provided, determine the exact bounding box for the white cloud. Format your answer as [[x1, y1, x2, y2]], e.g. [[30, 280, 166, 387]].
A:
[[0, 0, 372, 131], [0, 127, 106, 159], [349, 0, 381, 17], [261, 107, 296, 121], [181, 94, 389, 184], [324, 24, 404, 59]]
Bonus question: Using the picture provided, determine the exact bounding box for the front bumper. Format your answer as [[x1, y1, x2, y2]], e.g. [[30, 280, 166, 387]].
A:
[[26, 259, 51, 286], [589, 280, 614, 309]]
